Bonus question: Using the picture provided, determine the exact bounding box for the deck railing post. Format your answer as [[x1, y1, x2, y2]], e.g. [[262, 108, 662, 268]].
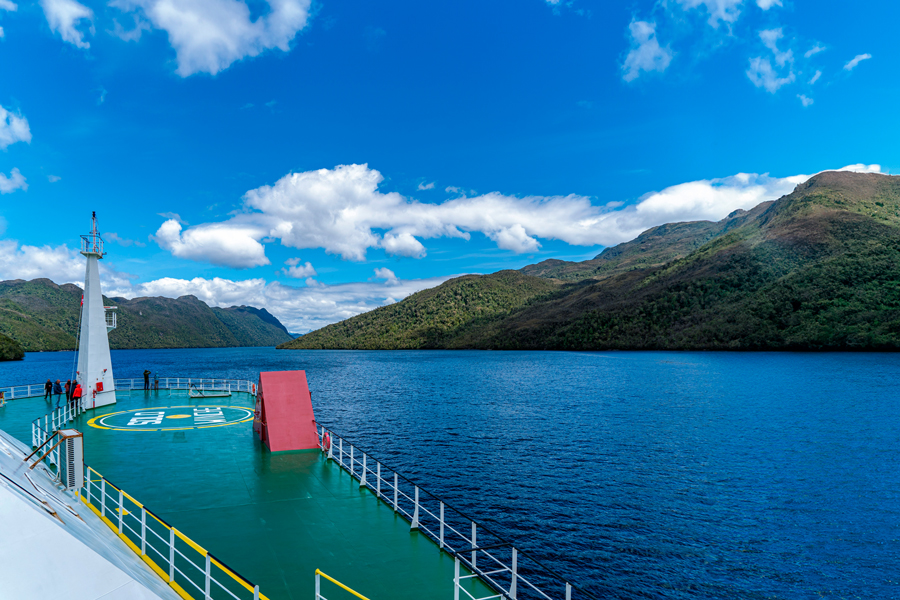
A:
[[350, 445, 355, 478], [141, 507, 147, 556], [393, 473, 399, 513], [411, 486, 420, 530], [377, 462, 381, 498], [101, 479, 107, 518], [339, 438, 343, 467], [471, 522, 477, 570], [328, 435, 333, 461], [360, 454, 367, 488], [204, 553, 211, 599], [566, 582, 572, 600], [254, 584, 260, 600], [85, 465, 91, 504], [454, 555, 460, 600], [510, 548, 518, 599], [315, 571, 321, 600], [118, 489, 124, 533], [169, 528, 175, 582], [440, 502, 445, 549]]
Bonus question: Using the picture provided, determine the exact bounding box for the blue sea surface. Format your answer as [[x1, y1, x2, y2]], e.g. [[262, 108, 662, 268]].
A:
[[2, 348, 899, 599]]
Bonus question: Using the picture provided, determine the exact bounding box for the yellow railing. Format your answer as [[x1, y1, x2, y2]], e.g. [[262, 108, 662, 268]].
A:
[[315, 569, 372, 600], [81, 466, 268, 600]]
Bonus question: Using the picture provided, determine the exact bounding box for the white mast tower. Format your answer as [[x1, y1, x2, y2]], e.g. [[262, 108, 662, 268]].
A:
[[76, 212, 117, 409]]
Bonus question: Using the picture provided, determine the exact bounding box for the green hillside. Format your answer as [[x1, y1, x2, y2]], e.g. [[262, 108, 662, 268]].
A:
[[0, 279, 292, 351], [281, 171, 900, 351]]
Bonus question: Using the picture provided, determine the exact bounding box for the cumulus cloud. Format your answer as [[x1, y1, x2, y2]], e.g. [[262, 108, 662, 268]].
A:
[[0, 168, 27, 193], [844, 53, 871, 71], [40, 0, 93, 49], [797, 94, 813, 107], [373, 267, 399, 285], [120, 273, 456, 332], [0, 105, 31, 149], [155, 163, 892, 270], [674, 0, 743, 28], [622, 20, 672, 82], [152, 218, 269, 268], [110, 0, 312, 76], [282, 258, 316, 278], [756, 0, 781, 9]]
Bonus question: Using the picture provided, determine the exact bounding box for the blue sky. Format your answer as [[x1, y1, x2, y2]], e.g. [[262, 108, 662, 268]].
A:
[[0, 0, 895, 331]]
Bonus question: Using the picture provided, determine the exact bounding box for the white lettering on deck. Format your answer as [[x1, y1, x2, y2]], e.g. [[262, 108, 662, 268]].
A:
[[127, 411, 164, 426], [194, 407, 225, 424]]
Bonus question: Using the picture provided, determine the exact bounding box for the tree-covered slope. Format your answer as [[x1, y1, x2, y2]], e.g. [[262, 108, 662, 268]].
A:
[[281, 171, 900, 351], [279, 270, 559, 349], [0, 279, 292, 351]]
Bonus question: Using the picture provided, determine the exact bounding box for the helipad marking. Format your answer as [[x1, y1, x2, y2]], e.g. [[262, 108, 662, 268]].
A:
[[88, 405, 254, 431]]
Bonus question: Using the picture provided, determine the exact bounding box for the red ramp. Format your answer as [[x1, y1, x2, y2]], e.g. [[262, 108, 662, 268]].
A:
[[253, 370, 319, 452]]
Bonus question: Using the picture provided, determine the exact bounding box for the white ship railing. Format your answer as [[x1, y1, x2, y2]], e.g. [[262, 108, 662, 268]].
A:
[[81, 465, 268, 600], [4, 378, 258, 401], [316, 423, 595, 600], [30, 400, 87, 468]]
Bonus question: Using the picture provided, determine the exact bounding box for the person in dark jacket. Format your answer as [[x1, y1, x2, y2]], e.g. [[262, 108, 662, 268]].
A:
[[64, 379, 72, 402], [52, 380, 63, 408], [44, 379, 52, 400], [144, 369, 151, 390]]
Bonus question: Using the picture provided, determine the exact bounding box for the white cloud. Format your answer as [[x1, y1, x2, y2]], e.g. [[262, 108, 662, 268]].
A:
[[0, 1, 17, 11], [0, 168, 26, 194], [111, 0, 312, 76], [417, 181, 435, 190], [674, 0, 743, 28], [48, 175, 61, 182], [0, 105, 31, 149], [756, 0, 781, 9], [0, 241, 84, 283], [152, 218, 269, 268], [746, 56, 794, 93], [835, 163, 883, 174], [381, 232, 426, 258], [109, 14, 151, 41], [373, 267, 398, 285], [759, 28, 792, 67], [808, 70, 821, 85], [797, 94, 813, 107], [282, 258, 316, 278], [622, 20, 672, 82], [804, 44, 826, 58], [40, 0, 93, 49], [844, 53, 871, 71]]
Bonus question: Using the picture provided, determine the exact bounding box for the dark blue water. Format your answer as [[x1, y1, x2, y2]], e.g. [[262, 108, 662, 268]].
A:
[[3, 348, 899, 599]]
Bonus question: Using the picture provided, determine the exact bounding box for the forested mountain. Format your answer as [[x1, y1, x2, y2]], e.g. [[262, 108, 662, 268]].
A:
[[281, 171, 900, 351], [0, 279, 292, 352]]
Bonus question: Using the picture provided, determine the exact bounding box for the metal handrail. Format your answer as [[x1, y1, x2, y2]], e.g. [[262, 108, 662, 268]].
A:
[[315, 422, 594, 600], [315, 569, 372, 600], [3, 378, 258, 401], [82, 466, 266, 600]]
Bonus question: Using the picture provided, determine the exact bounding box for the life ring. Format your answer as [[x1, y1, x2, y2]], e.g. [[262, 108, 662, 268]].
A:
[[321, 431, 331, 453]]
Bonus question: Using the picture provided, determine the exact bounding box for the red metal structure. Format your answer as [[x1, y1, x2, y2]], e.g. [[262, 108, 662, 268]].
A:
[[253, 370, 319, 452]]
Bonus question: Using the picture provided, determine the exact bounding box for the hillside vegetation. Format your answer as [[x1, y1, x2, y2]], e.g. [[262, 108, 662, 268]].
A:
[[0, 279, 292, 352], [281, 171, 900, 351]]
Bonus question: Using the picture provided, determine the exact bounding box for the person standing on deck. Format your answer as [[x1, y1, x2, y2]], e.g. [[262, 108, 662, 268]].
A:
[[64, 380, 71, 404], [52, 380, 63, 408], [143, 369, 151, 390], [44, 379, 52, 401], [71, 383, 82, 408]]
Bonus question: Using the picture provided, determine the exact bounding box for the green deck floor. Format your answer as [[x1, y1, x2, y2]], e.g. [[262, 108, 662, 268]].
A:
[[0, 390, 494, 600]]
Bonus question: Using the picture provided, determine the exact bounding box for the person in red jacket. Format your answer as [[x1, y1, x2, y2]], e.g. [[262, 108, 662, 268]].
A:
[[71, 383, 83, 408]]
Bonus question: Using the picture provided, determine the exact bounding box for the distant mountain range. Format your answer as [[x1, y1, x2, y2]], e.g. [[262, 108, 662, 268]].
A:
[[0, 278, 292, 355], [280, 170, 900, 351]]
